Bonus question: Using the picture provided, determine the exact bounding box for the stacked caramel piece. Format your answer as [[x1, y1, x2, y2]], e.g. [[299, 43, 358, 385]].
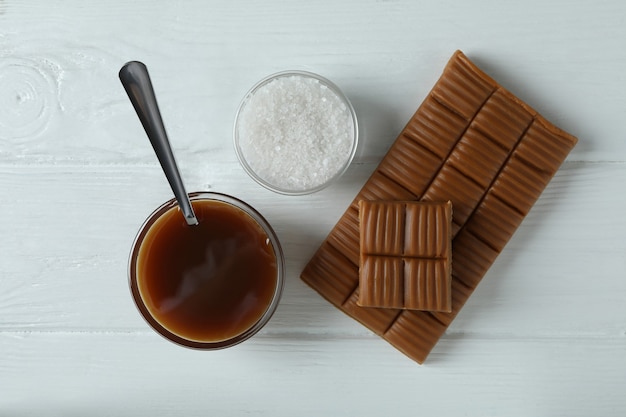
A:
[[358, 200, 452, 312]]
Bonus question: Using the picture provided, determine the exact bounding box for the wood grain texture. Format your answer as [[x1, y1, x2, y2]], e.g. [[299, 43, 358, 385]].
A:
[[1, 0, 625, 414]]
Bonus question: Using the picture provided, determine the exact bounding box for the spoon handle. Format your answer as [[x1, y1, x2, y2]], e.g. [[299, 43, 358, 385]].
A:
[[119, 61, 198, 226]]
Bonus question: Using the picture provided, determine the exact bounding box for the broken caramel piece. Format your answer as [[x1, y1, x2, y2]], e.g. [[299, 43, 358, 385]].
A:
[[358, 200, 452, 312]]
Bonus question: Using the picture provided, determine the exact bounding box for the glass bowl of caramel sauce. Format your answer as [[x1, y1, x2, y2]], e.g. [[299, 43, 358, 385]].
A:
[[128, 192, 284, 349]]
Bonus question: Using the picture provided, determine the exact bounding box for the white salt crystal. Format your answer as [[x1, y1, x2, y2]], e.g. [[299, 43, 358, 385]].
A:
[[235, 72, 356, 194]]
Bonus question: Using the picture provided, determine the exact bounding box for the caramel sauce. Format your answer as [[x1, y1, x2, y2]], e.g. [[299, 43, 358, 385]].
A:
[[136, 199, 277, 343]]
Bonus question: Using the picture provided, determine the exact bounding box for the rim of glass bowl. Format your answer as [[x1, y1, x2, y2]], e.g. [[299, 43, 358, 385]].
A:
[[233, 70, 359, 196], [128, 191, 285, 350]]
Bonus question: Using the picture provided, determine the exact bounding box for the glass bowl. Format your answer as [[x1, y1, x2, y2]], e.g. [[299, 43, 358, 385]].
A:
[[128, 192, 285, 349], [233, 70, 358, 195]]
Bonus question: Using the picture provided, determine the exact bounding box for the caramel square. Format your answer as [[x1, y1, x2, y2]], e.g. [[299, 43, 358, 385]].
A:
[[358, 200, 452, 312]]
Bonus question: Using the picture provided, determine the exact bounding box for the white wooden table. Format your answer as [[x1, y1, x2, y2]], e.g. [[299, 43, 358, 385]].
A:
[[1, 1, 625, 415]]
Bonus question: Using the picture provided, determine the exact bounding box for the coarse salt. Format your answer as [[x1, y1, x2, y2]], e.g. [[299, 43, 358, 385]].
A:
[[235, 72, 356, 194]]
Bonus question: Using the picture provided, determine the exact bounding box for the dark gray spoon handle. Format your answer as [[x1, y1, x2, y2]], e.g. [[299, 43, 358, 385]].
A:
[[119, 61, 198, 226]]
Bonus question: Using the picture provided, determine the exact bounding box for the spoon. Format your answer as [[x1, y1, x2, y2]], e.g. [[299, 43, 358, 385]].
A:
[[119, 61, 198, 226]]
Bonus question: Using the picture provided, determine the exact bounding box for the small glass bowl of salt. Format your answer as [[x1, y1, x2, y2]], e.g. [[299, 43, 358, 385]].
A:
[[234, 71, 358, 195]]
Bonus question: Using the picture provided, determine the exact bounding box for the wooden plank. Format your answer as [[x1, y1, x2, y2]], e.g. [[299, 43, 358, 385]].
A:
[[0, 1, 624, 164], [0, 162, 624, 339], [0, 332, 625, 416]]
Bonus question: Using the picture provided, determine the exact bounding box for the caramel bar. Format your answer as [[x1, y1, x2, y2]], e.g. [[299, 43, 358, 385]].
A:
[[301, 50, 577, 364], [358, 200, 452, 312]]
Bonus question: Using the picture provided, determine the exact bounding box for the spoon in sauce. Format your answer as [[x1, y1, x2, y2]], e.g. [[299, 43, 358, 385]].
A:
[[119, 61, 198, 226]]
